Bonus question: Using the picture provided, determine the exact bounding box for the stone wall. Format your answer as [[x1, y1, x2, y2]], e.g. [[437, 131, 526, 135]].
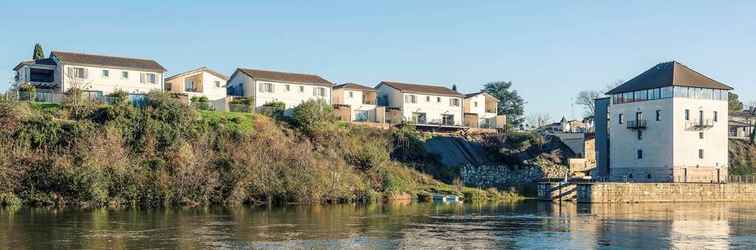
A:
[[461, 163, 569, 188], [577, 182, 756, 203]]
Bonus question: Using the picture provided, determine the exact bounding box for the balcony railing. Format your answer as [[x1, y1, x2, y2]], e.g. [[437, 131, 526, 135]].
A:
[[691, 119, 714, 129], [627, 119, 647, 129], [362, 99, 376, 105]]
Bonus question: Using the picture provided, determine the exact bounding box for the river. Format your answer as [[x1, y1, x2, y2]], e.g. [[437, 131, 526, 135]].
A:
[[2, 201, 756, 249]]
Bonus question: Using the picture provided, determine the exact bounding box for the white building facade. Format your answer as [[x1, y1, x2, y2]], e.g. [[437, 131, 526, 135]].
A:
[[602, 61, 732, 182], [463, 92, 500, 128], [376, 81, 463, 126], [13, 51, 166, 98], [165, 67, 228, 111], [332, 83, 380, 122], [226, 68, 332, 112]]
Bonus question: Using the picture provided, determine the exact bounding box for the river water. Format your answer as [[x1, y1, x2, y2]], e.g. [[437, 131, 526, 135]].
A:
[[2, 201, 756, 249]]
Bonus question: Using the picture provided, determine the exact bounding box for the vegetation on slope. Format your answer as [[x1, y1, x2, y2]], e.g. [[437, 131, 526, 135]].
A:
[[0, 93, 516, 208]]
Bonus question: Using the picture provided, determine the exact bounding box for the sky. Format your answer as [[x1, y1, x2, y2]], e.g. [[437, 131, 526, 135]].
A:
[[1, 1, 755, 121]]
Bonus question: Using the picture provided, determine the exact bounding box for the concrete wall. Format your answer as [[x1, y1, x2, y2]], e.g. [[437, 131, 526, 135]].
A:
[[577, 183, 756, 203]]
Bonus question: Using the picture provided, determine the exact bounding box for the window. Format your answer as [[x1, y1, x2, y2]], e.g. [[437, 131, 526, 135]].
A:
[[406, 95, 417, 103], [474, 101, 478, 107], [122, 71, 129, 79], [215, 81, 221, 88], [647, 174, 652, 179], [313, 87, 326, 97], [698, 149, 704, 159], [656, 110, 662, 121], [450, 98, 460, 107], [437, 97, 441, 103], [637, 130, 643, 140], [699, 132, 704, 139], [349, 91, 353, 98], [685, 109, 690, 121], [69, 67, 87, 79], [299, 86, 305, 92], [102, 70, 109, 78], [259, 82, 274, 93], [426, 96, 431, 102], [140, 73, 157, 84], [637, 149, 643, 159], [618, 114, 624, 124], [285, 84, 291, 91], [714, 111, 718, 122], [185, 79, 195, 92]]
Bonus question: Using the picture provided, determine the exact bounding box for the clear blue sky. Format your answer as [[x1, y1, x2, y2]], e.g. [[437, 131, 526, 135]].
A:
[[2, 1, 755, 121]]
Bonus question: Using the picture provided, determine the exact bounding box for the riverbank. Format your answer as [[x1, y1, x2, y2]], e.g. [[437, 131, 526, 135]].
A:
[[0, 92, 520, 208]]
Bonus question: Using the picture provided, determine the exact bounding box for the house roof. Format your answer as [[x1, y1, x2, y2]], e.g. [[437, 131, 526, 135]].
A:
[[464, 91, 500, 102], [236, 68, 333, 87], [607, 61, 732, 95], [377, 81, 463, 97], [13, 58, 56, 71], [166, 67, 229, 81], [333, 83, 375, 91], [50, 51, 166, 72]]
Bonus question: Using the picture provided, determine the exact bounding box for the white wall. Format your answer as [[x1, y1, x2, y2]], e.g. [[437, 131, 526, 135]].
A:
[[60, 64, 163, 94], [672, 98, 728, 169], [334, 89, 377, 121], [376, 85, 403, 108], [376, 84, 463, 125]]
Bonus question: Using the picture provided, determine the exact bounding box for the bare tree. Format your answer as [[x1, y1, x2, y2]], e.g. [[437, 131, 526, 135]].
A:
[[64, 68, 94, 117], [575, 90, 601, 117], [527, 112, 552, 128]]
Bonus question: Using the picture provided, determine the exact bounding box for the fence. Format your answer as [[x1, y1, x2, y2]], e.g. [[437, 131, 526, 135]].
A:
[[727, 175, 756, 183]]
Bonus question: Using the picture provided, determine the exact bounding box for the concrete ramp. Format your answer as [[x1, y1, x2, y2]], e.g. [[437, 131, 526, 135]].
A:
[[425, 136, 490, 167]]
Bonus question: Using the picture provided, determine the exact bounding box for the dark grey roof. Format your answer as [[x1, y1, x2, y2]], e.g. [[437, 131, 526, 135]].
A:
[[236, 68, 333, 87], [51, 51, 166, 72], [376, 81, 463, 97], [606, 61, 733, 95], [334, 83, 375, 91]]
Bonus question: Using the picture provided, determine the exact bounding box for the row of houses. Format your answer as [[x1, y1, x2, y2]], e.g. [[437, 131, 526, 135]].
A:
[[12, 50, 505, 129]]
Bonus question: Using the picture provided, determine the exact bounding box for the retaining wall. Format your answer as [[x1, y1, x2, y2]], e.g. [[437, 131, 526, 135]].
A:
[[577, 182, 756, 203]]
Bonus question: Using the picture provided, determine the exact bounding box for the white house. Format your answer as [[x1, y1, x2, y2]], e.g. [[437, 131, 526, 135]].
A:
[[13, 51, 166, 99], [376, 81, 463, 126], [597, 61, 732, 183], [332, 83, 382, 122], [165, 67, 229, 111], [463, 91, 502, 128], [226, 68, 333, 112]]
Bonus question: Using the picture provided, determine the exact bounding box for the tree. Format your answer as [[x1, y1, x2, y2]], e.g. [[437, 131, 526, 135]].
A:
[[483, 81, 525, 126], [452, 84, 458, 91], [575, 90, 601, 117], [33, 43, 45, 60], [527, 113, 552, 128], [729, 93, 744, 113]]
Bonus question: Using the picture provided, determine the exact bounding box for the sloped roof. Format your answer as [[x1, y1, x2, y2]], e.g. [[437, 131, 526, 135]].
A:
[[236, 68, 333, 87], [166, 66, 229, 81], [51, 51, 166, 72], [377, 81, 463, 97], [464, 91, 500, 102], [607, 61, 732, 94], [334, 83, 375, 91], [13, 58, 57, 71]]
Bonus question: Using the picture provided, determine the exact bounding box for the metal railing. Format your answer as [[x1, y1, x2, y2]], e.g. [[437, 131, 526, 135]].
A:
[[727, 175, 756, 183], [691, 119, 714, 129], [627, 119, 647, 129]]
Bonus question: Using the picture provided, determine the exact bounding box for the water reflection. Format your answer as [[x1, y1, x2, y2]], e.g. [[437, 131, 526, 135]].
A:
[[1, 201, 756, 249]]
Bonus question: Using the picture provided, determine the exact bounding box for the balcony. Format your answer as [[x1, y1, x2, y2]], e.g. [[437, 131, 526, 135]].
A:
[[626, 119, 647, 129], [690, 119, 714, 129]]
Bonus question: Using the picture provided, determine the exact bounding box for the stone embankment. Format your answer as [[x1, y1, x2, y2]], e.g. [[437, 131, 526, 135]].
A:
[[461, 161, 569, 188], [576, 182, 756, 203]]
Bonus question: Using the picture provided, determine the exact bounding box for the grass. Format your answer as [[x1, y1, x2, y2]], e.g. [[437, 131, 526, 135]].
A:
[[199, 110, 256, 133]]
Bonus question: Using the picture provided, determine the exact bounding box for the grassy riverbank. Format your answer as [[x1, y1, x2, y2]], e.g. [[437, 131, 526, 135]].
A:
[[0, 92, 520, 208]]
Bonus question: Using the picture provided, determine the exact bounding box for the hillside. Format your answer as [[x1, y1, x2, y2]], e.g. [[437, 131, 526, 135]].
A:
[[730, 139, 756, 175], [0, 92, 514, 208]]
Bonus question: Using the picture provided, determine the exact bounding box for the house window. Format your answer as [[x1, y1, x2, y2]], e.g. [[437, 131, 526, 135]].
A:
[[185, 79, 195, 92], [313, 87, 326, 97], [406, 95, 417, 104], [426, 96, 430, 102], [215, 81, 221, 88], [285, 84, 291, 91], [637, 130, 643, 140], [618, 114, 624, 124], [437, 97, 441, 103], [140, 73, 157, 84], [685, 109, 690, 121], [637, 149, 643, 159], [349, 91, 354, 98], [355, 111, 369, 121], [450, 98, 460, 107], [714, 111, 718, 122], [699, 132, 704, 139], [299, 86, 305, 92], [474, 101, 478, 107], [102, 70, 109, 78], [69, 67, 87, 79], [698, 149, 704, 159], [122, 71, 129, 79], [259, 82, 274, 93], [656, 110, 661, 121]]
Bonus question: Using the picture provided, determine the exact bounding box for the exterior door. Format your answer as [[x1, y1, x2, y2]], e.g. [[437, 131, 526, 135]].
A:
[[412, 112, 426, 124]]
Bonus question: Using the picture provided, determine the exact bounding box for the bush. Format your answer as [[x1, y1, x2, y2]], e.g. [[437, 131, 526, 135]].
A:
[[107, 90, 129, 106], [190, 96, 213, 111], [290, 99, 336, 133], [260, 101, 286, 119]]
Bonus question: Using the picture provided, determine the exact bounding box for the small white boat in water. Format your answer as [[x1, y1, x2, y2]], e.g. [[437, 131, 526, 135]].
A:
[[432, 194, 462, 203]]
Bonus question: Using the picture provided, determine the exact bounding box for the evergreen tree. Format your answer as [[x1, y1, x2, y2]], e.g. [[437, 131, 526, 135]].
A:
[[452, 84, 458, 91], [483, 81, 526, 126], [33, 43, 45, 60]]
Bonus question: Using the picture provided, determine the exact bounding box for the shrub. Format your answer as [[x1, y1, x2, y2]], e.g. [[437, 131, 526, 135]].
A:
[[260, 101, 286, 119], [190, 96, 213, 111], [107, 90, 129, 106], [290, 99, 336, 133]]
